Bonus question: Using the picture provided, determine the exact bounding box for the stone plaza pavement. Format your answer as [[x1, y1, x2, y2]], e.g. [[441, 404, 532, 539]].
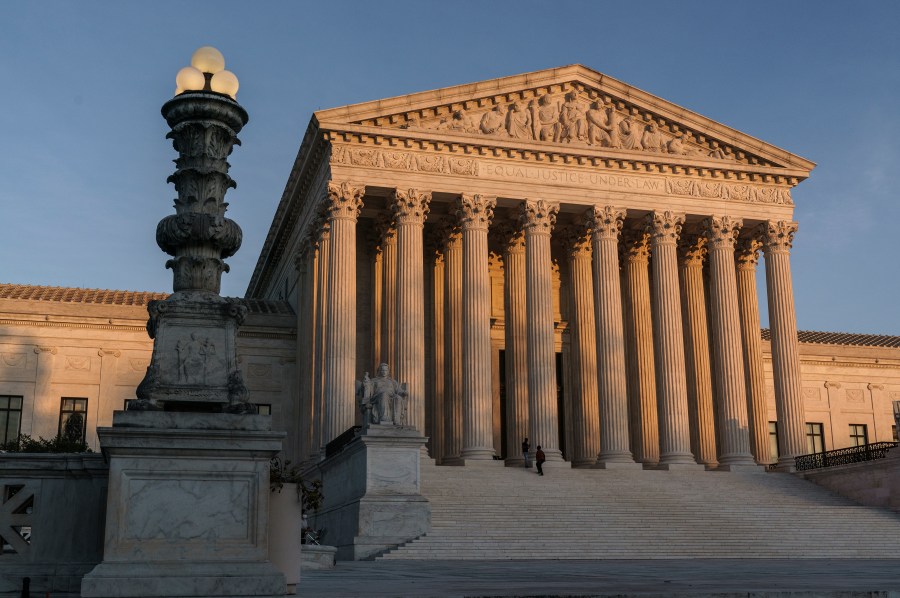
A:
[[299, 559, 900, 597]]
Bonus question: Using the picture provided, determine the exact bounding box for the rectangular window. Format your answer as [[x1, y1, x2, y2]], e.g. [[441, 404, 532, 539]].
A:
[[892, 425, 897, 442], [806, 422, 825, 454], [849, 424, 868, 447], [256, 404, 272, 416], [768, 421, 779, 464], [58, 398, 88, 442], [0, 396, 23, 445]]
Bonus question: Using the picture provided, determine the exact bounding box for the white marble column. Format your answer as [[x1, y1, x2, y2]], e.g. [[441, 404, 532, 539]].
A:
[[677, 234, 718, 467], [498, 222, 529, 466], [443, 223, 464, 463], [560, 225, 600, 468], [310, 220, 329, 461], [520, 199, 563, 462], [586, 206, 636, 466], [392, 188, 431, 435], [430, 247, 446, 462], [456, 194, 497, 460], [377, 215, 397, 371], [621, 230, 659, 465], [735, 237, 770, 465], [758, 220, 807, 470], [294, 240, 314, 463], [323, 182, 364, 445], [646, 211, 696, 466], [704, 216, 756, 469], [97, 349, 121, 429]]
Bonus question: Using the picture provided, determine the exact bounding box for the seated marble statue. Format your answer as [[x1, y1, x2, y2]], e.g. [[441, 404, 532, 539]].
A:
[[356, 363, 409, 428]]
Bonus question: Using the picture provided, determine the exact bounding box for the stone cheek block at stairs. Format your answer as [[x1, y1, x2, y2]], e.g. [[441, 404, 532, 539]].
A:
[[314, 425, 430, 561]]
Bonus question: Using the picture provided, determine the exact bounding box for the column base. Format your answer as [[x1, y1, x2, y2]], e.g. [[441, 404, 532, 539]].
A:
[[647, 462, 706, 471], [460, 447, 496, 460], [774, 457, 798, 473], [462, 457, 505, 467], [594, 460, 643, 470], [541, 448, 565, 462], [716, 463, 766, 474]]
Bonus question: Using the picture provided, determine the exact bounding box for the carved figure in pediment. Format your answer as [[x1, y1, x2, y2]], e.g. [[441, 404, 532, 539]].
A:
[[506, 102, 533, 140], [620, 116, 644, 150], [708, 141, 727, 160], [534, 94, 560, 142], [585, 101, 611, 146], [667, 132, 688, 155], [558, 91, 587, 143], [641, 122, 665, 152], [439, 108, 477, 134], [479, 104, 508, 136], [602, 103, 623, 148]]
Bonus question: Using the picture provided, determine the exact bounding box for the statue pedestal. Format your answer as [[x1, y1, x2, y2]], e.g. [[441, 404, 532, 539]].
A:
[[313, 424, 430, 560], [81, 411, 287, 598]]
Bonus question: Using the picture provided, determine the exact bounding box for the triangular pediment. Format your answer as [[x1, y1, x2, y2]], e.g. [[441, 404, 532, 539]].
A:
[[315, 64, 814, 174]]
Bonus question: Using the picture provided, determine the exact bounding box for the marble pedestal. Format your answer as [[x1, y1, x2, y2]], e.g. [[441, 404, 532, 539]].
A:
[[313, 424, 430, 560], [81, 411, 287, 598]]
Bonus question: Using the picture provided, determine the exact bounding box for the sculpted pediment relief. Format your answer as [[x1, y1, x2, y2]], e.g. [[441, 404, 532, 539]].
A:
[[316, 65, 815, 174]]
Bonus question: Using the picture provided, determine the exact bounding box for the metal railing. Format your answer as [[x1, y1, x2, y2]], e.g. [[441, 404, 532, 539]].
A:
[[794, 441, 898, 472]]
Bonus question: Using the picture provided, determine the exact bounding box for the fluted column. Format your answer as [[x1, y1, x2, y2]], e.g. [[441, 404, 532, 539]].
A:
[[377, 215, 397, 371], [455, 194, 497, 460], [621, 230, 659, 465], [735, 237, 770, 465], [678, 234, 717, 467], [521, 199, 562, 461], [498, 222, 529, 466], [646, 211, 695, 466], [758, 220, 806, 469], [560, 225, 600, 467], [323, 182, 364, 444], [431, 248, 446, 461], [443, 224, 464, 462], [587, 206, 635, 465], [392, 188, 431, 435], [295, 240, 314, 462], [703, 216, 756, 468], [310, 220, 329, 460]]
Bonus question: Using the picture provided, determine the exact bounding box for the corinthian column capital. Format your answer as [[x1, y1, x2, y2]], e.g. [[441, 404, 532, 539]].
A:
[[620, 229, 652, 263], [392, 188, 432, 225], [735, 237, 763, 270], [559, 224, 592, 258], [757, 220, 798, 253], [646, 211, 685, 244], [519, 199, 559, 234], [677, 233, 707, 267], [703, 215, 743, 250], [325, 181, 365, 221], [585, 205, 626, 241], [456, 194, 496, 231], [492, 220, 526, 255]]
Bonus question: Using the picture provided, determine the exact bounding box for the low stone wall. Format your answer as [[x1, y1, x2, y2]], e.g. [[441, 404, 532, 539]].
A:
[[800, 449, 900, 512], [301, 544, 336, 569], [0, 453, 108, 594]]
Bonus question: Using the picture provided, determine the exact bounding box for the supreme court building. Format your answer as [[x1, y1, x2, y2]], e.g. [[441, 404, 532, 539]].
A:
[[244, 63, 862, 472], [4, 65, 900, 468]]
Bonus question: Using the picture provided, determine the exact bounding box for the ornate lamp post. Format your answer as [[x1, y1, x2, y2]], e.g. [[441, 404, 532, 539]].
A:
[[132, 46, 254, 413]]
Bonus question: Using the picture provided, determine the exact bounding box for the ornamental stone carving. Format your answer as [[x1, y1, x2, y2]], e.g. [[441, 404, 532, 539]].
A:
[[677, 234, 707, 266], [757, 220, 798, 253], [585, 205, 626, 241], [391, 188, 432, 225], [735, 237, 763, 270], [620, 229, 652, 263], [703, 216, 743, 250], [519, 199, 559, 234], [456, 194, 496, 231], [646, 211, 685, 244], [324, 181, 365, 221], [492, 220, 526, 254], [506, 102, 533, 140], [356, 363, 409, 429], [558, 225, 592, 257]]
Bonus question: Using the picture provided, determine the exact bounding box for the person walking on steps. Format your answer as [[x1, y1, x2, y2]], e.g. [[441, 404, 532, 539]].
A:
[[535, 445, 546, 476], [522, 438, 530, 468]]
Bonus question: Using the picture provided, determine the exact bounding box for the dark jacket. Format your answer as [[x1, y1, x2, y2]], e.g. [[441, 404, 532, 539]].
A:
[[535, 448, 546, 463]]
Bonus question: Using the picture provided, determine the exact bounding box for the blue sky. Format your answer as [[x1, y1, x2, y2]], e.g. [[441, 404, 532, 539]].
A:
[[2, 1, 899, 334]]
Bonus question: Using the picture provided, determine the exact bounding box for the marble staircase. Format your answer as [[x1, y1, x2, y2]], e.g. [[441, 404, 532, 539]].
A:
[[378, 463, 900, 560]]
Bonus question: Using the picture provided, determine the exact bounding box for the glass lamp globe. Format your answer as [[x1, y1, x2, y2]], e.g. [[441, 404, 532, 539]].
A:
[[210, 70, 239, 99], [175, 66, 205, 93], [191, 46, 225, 74]]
